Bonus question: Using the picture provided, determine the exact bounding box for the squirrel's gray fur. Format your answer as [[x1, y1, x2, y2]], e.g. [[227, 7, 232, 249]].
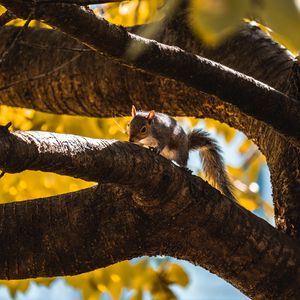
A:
[[128, 106, 236, 200]]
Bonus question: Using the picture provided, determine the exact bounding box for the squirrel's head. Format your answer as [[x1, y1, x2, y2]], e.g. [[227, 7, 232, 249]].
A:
[[128, 105, 155, 143]]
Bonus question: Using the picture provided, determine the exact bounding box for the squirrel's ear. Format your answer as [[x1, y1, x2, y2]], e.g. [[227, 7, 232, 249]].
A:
[[147, 110, 155, 122], [131, 105, 137, 117]]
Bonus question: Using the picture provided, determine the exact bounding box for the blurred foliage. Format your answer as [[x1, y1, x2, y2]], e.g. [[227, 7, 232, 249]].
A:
[[65, 259, 188, 300], [188, 0, 300, 50], [0, 5, 50, 28], [0, 0, 282, 298], [97, 0, 166, 26], [189, 0, 251, 46], [98, 0, 300, 50], [0, 259, 188, 300], [1, 0, 299, 49], [89, 0, 299, 56]]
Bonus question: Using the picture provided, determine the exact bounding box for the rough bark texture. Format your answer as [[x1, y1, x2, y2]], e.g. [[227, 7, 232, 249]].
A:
[[1, 2, 300, 146], [0, 1, 299, 299], [0, 11, 299, 238], [0, 130, 299, 300]]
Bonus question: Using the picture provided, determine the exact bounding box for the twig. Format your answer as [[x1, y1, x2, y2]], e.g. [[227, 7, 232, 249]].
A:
[[4, 121, 12, 129], [0, 121, 12, 133], [0, 10, 16, 27], [0, 54, 81, 92], [18, 41, 94, 52], [112, 118, 127, 135], [0, 11, 34, 65]]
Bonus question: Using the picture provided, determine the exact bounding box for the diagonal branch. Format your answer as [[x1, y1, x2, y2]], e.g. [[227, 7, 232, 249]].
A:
[[2, 1, 300, 147], [0, 10, 15, 27], [0, 4, 299, 238], [0, 53, 81, 91], [0, 129, 299, 299], [0, 10, 33, 65], [0, 24, 299, 239], [152, 18, 298, 99]]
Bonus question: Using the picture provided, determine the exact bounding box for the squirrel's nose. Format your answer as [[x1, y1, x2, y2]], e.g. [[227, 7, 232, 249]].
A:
[[129, 137, 134, 142]]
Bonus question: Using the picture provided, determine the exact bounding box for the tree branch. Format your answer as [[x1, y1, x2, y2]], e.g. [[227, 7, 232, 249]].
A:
[[2, 1, 300, 148], [0, 10, 15, 27], [0, 10, 33, 65], [151, 11, 300, 241], [0, 130, 299, 299], [0, 53, 81, 91], [0, 1, 299, 238], [156, 19, 299, 99], [0, 24, 299, 238]]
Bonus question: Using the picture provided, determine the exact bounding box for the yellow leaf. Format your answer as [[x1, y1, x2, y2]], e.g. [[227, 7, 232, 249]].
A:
[[263, 201, 274, 217], [227, 166, 243, 178], [160, 263, 189, 287], [131, 289, 143, 300], [260, 0, 300, 50], [239, 197, 259, 211], [0, 5, 6, 14], [247, 159, 260, 182], [239, 139, 253, 154], [189, 0, 251, 46]]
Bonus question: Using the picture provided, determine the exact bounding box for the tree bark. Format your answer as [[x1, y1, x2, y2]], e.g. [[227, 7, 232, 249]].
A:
[[0, 130, 299, 300], [0, 1, 299, 298], [1, 1, 300, 146], [0, 2, 300, 238]]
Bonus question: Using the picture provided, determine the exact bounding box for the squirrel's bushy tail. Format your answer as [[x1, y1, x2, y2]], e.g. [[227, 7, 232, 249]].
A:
[[188, 129, 236, 201]]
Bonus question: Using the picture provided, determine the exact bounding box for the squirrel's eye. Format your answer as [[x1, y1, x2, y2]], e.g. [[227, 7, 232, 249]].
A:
[[141, 126, 146, 133]]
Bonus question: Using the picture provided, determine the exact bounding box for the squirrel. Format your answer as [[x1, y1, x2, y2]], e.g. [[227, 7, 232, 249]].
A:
[[127, 105, 236, 201]]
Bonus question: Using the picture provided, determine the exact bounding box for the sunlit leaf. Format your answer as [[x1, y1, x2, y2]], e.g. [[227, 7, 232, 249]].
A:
[[260, 0, 300, 50], [239, 139, 253, 154], [130, 289, 143, 300], [0, 5, 6, 14], [189, 0, 250, 45], [263, 201, 274, 217], [160, 263, 189, 287], [239, 197, 259, 211]]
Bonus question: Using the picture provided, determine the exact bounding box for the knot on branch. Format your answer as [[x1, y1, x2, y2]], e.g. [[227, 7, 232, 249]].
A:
[[131, 168, 193, 217]]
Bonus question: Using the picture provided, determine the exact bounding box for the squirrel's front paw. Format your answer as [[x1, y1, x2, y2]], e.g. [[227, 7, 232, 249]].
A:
[[149, 146, 161, 154]]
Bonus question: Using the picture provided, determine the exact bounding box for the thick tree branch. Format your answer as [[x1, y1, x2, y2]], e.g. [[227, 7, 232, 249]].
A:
[[0, 53, 81, 91], [0, 23, 299, 239], [151, 13, 300, 241], [0, 11, 33, 65], [0, 129, 299, 299], [0, 24, 299, 239], [0, 0, 299, 238], [154, 18, 298, 99], [2, 1, 300, 148]]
